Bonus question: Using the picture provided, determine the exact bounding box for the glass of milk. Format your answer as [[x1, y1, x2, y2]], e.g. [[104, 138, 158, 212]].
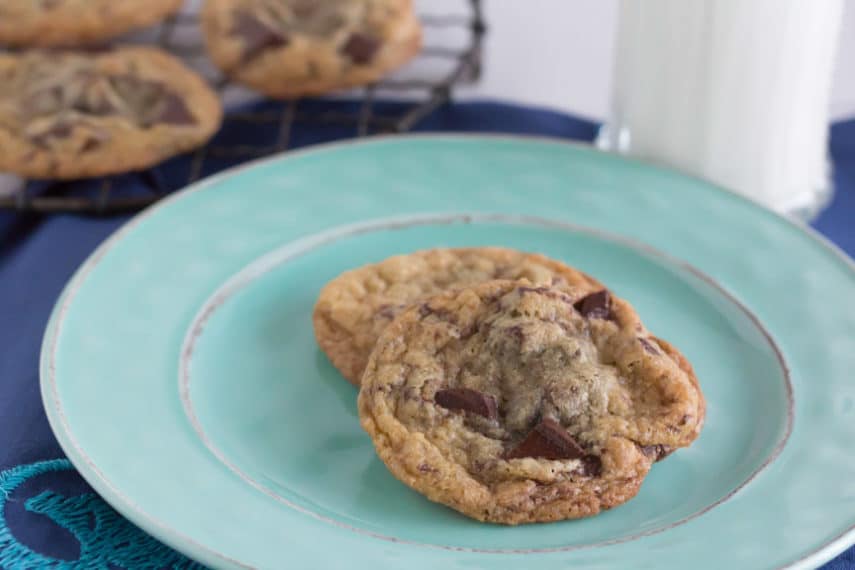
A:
[[597, 0, 844, 220]]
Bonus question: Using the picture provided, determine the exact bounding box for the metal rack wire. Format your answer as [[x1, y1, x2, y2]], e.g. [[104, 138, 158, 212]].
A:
[[1, 0, 485, 214]]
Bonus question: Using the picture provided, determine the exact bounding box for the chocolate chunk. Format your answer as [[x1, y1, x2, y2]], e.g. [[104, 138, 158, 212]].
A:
[[638, 337, 660, 355], [640, 444, 672, 462], [573, 290, 613, 320], [340, 33, 380, 64], [231, 11, 290, 63], [156, 93, 196, 125], [579, 455, 602, 476], [97, 75, 196, 127], [505, 418, 586, 460], [507, 325, 524, 342], [435, 388, 498, 420]]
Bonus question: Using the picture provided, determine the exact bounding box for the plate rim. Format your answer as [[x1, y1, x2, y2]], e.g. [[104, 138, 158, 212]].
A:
[[39, 133, 855, 569]]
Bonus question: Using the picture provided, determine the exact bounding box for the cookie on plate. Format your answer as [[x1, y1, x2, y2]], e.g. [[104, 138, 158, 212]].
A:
[[201, 0, 422, 97], [0, 0, 183, 47], [313, 248, 603, 386], [358, 280, 705, 524], [0, 47, 222, 179]]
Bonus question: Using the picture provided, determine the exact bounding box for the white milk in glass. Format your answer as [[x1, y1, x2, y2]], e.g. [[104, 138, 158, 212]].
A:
[[598, 0, 844, 219]]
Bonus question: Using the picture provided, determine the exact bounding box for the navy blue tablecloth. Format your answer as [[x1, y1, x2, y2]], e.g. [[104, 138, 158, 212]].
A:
[[1, 100, 853, 569]]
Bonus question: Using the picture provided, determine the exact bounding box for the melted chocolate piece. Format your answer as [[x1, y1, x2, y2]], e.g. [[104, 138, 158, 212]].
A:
[[340, 33, 380, 64], [638, 337, 660, 355], [505, 418, 586, 460], [105, 75, 196, 127], [640, 444, 672, 462], [435, 388, 498, 420], [156, 93, 196, 125], [231, 11, 290, 63], [579, 454, 602, 476], [573, 290, 614, 320]]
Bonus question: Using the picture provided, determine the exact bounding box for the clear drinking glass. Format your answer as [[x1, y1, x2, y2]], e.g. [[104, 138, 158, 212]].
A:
[[597, 0, 844, 220]]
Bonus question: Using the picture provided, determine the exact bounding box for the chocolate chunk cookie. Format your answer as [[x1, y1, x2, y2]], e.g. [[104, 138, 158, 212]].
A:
[[0, 0, 183, 47], [313, 248, 604, 386], [358, 280, 705, 524], [201, 0, 422, 97], [0, 47, 222, 179]]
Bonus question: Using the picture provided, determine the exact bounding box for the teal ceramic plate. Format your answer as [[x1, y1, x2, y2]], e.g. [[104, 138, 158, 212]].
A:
[[41, 136, 855, 569]]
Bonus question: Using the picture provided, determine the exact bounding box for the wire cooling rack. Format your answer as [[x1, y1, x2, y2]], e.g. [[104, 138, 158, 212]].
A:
[[0, 0, 485, 214]]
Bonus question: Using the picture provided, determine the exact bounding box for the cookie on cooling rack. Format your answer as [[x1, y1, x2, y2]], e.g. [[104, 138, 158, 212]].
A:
[[201, 0, 422, 97], [358, 280, 705, 524], [0, 47, 223, 180], [313, 248, 604, 386], [0, 0, 183, 47]]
